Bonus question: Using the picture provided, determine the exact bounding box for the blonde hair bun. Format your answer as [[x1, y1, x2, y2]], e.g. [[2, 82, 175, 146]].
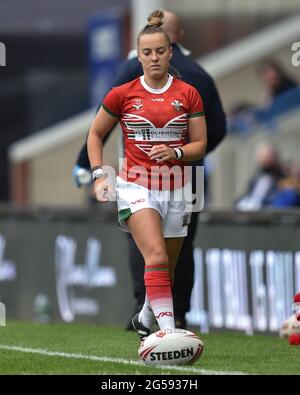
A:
[[147, 10, 164, 27]]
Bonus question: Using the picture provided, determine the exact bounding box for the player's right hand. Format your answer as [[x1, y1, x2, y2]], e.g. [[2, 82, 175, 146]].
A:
[[94, 179, 115, 202], [72, 165, 92, 188]]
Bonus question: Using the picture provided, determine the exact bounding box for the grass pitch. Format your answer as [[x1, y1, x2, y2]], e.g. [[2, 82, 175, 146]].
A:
[[0, 321, 299, 375]]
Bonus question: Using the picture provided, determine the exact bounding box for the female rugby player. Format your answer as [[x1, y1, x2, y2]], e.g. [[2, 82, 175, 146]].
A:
[[87, 10, 207, 341]]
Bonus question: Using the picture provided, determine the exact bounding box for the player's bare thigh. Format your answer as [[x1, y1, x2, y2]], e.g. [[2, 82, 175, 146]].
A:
[[126, 208, 168, 267]]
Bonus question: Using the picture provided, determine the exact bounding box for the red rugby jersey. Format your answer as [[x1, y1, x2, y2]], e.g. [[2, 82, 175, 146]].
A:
[[102, 74, 205, 190]]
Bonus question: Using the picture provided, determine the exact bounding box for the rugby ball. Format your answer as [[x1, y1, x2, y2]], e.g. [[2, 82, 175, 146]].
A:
[[138, 328, 204, 366]]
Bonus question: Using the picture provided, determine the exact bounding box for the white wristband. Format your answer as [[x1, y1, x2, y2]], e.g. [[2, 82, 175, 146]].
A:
[[174, 147, 184, 160]]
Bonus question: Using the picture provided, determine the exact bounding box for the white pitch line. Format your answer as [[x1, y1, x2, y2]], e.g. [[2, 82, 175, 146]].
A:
[[0, 344, 248, 375]]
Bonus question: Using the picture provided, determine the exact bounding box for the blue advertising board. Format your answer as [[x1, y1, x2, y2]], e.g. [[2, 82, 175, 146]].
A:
[[87, 9, 123, 107]]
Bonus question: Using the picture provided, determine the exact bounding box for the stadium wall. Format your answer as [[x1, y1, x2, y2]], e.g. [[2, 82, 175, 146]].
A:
[[210, 47, 300, 114], [199, 12, 300, 112], [165, 0, 300, 16], [0, 206, 299, 334], [9, 111, 122, 207]]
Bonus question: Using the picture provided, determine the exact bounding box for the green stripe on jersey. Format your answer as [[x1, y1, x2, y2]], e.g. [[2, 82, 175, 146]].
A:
[[188, 111, 205, 119], [101, 104, 119, 118]]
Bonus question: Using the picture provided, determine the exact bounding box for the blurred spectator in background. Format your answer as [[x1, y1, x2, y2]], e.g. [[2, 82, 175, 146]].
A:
[[271, 161, 300, 208], [258, 60, 298, 104], [229, 60, 300, 134], [235, 143, 284, 211], [227, 101, 256, 134]]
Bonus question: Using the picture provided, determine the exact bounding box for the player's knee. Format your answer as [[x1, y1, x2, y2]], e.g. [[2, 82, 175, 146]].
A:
[[145, 246, 168, 267]]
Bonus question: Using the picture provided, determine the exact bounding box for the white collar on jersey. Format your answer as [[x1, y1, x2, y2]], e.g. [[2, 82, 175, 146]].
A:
[[140, 74, 173, 94]]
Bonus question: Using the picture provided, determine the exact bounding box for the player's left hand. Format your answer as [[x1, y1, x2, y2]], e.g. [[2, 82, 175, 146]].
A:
[[149, 144, 176, 163]]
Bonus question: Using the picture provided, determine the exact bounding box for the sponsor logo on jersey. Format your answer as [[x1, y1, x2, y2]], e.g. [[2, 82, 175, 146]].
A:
[[151, 98, 164, 102], [135, 128, 181, 141], [122, 114, 188, 153], [171, 99, 183, 112], [133, 98, 143, 110]]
